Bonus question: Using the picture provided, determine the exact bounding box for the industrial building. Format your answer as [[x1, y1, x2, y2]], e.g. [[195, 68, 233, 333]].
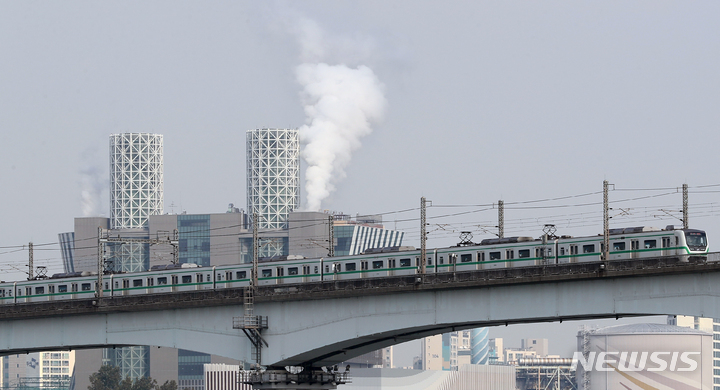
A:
[[60, 130, 405, 390], [576, 323, 712, 390], [668, 314, 719, 389], [246, 128, 299, 230]]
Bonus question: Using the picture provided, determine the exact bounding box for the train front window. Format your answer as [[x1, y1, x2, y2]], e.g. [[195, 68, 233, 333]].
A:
[[685, 231, 707, 248]]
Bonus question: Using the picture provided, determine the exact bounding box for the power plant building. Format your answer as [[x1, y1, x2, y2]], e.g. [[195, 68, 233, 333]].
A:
[[576, 323, 712, 390], [109, 133, 164, 230], [106, 133, 164, 381], [246, 128, 299, 230]]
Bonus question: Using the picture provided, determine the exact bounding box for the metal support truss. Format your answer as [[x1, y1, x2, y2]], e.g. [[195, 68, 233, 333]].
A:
[[234, 287, 269, 364]]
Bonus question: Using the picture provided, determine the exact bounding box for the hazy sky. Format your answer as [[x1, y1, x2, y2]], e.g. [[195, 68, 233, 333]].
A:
[[1, 1, 719, 366]]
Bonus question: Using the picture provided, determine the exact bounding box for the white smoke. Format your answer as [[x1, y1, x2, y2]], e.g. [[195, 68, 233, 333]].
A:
[[80, 147, 105, 217], [295, 18, 387, 211]]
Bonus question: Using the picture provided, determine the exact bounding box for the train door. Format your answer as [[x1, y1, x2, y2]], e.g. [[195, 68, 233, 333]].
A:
[[448, 254, 456, 273], [662, 236, 672, 257], [477, 252, 485, 270], [276, 267, 284, 284], [171, 275, 178, 292], [631, 240, 639, 259], [535, 247, 545, 265], [25, 287, 32, 299], [388, 258, 396, 276], [226, 271, 233, 287], [48, 285, 55, 301], [303, 265, 311, 283], [570, 245, 578, 263], [361, 261, 368, 278], [147, 277, 154, 293], [506, 250, 514, 268], [122, 279, 130, 296], [71, 283, 78, 299]]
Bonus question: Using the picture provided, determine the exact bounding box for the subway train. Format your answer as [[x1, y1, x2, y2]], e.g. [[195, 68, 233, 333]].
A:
[[0, 225, 708, 304]]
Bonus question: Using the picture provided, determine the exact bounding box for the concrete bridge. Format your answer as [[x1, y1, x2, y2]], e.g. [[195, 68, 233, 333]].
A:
[[1, 257, 719, 368]]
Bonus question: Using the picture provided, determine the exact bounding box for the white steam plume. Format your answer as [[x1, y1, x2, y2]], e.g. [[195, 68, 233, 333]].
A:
[[295, 19, 387, 211], [80, 148, 105, 217]]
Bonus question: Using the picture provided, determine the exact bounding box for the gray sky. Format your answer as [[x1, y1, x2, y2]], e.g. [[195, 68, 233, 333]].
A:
[[1, 1, 719, 367]]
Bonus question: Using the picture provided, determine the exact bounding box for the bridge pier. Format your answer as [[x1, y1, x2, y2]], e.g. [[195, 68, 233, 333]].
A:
[[241, 367, 349, 390]]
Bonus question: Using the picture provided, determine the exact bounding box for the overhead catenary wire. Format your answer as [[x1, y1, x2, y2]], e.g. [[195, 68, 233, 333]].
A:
[[1, 182, 718, 271]]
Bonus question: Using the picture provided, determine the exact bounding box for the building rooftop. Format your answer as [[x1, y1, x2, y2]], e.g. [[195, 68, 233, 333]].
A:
[[593, 323, 710, 335]]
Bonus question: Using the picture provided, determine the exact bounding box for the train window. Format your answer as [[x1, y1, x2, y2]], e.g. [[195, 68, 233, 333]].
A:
[[560, 247, 565, 256], [277, 268, 285, 277], [583, 245, 595, 253], [147, 278, 154, 286], [372, 261, 384, 269], [35, 287, 44, 295], [389, 259, 396, 268], [478, 252, 485, 261], [181, 275, 192, 283], [613, 242, 626, 251], [506, 250, 514, 260], [49, 285, 55, 293], [133, 279, 143, 287], [115, 281, 119, 288], [518, 250, 530, 259], [314, 266, 319, 274], [345, 263, 357, 271], [262, 269, 272, 278], [71, 284, 78, 292], [26, 287, 32, 296], [325, 265, 330, 273], [288, 267, 298, 276], [400, 259, 412, 267], [361, 262, 368, 270], [58, 285, 67, 293], [236, 271, 246, 279], [489, 252, 501, 260], [439, 257, 444, 265], [81, 283, 92, 291], [460, 254, 472, 263], [157, 277, 168, 285], [548, 248, 553, 256], [644, 240, 657, 249], [570, 246, 578, 255], [0, 290, 4, 298]]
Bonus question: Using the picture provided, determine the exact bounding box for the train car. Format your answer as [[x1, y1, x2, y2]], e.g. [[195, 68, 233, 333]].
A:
[[0, 226, 707, 305]]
